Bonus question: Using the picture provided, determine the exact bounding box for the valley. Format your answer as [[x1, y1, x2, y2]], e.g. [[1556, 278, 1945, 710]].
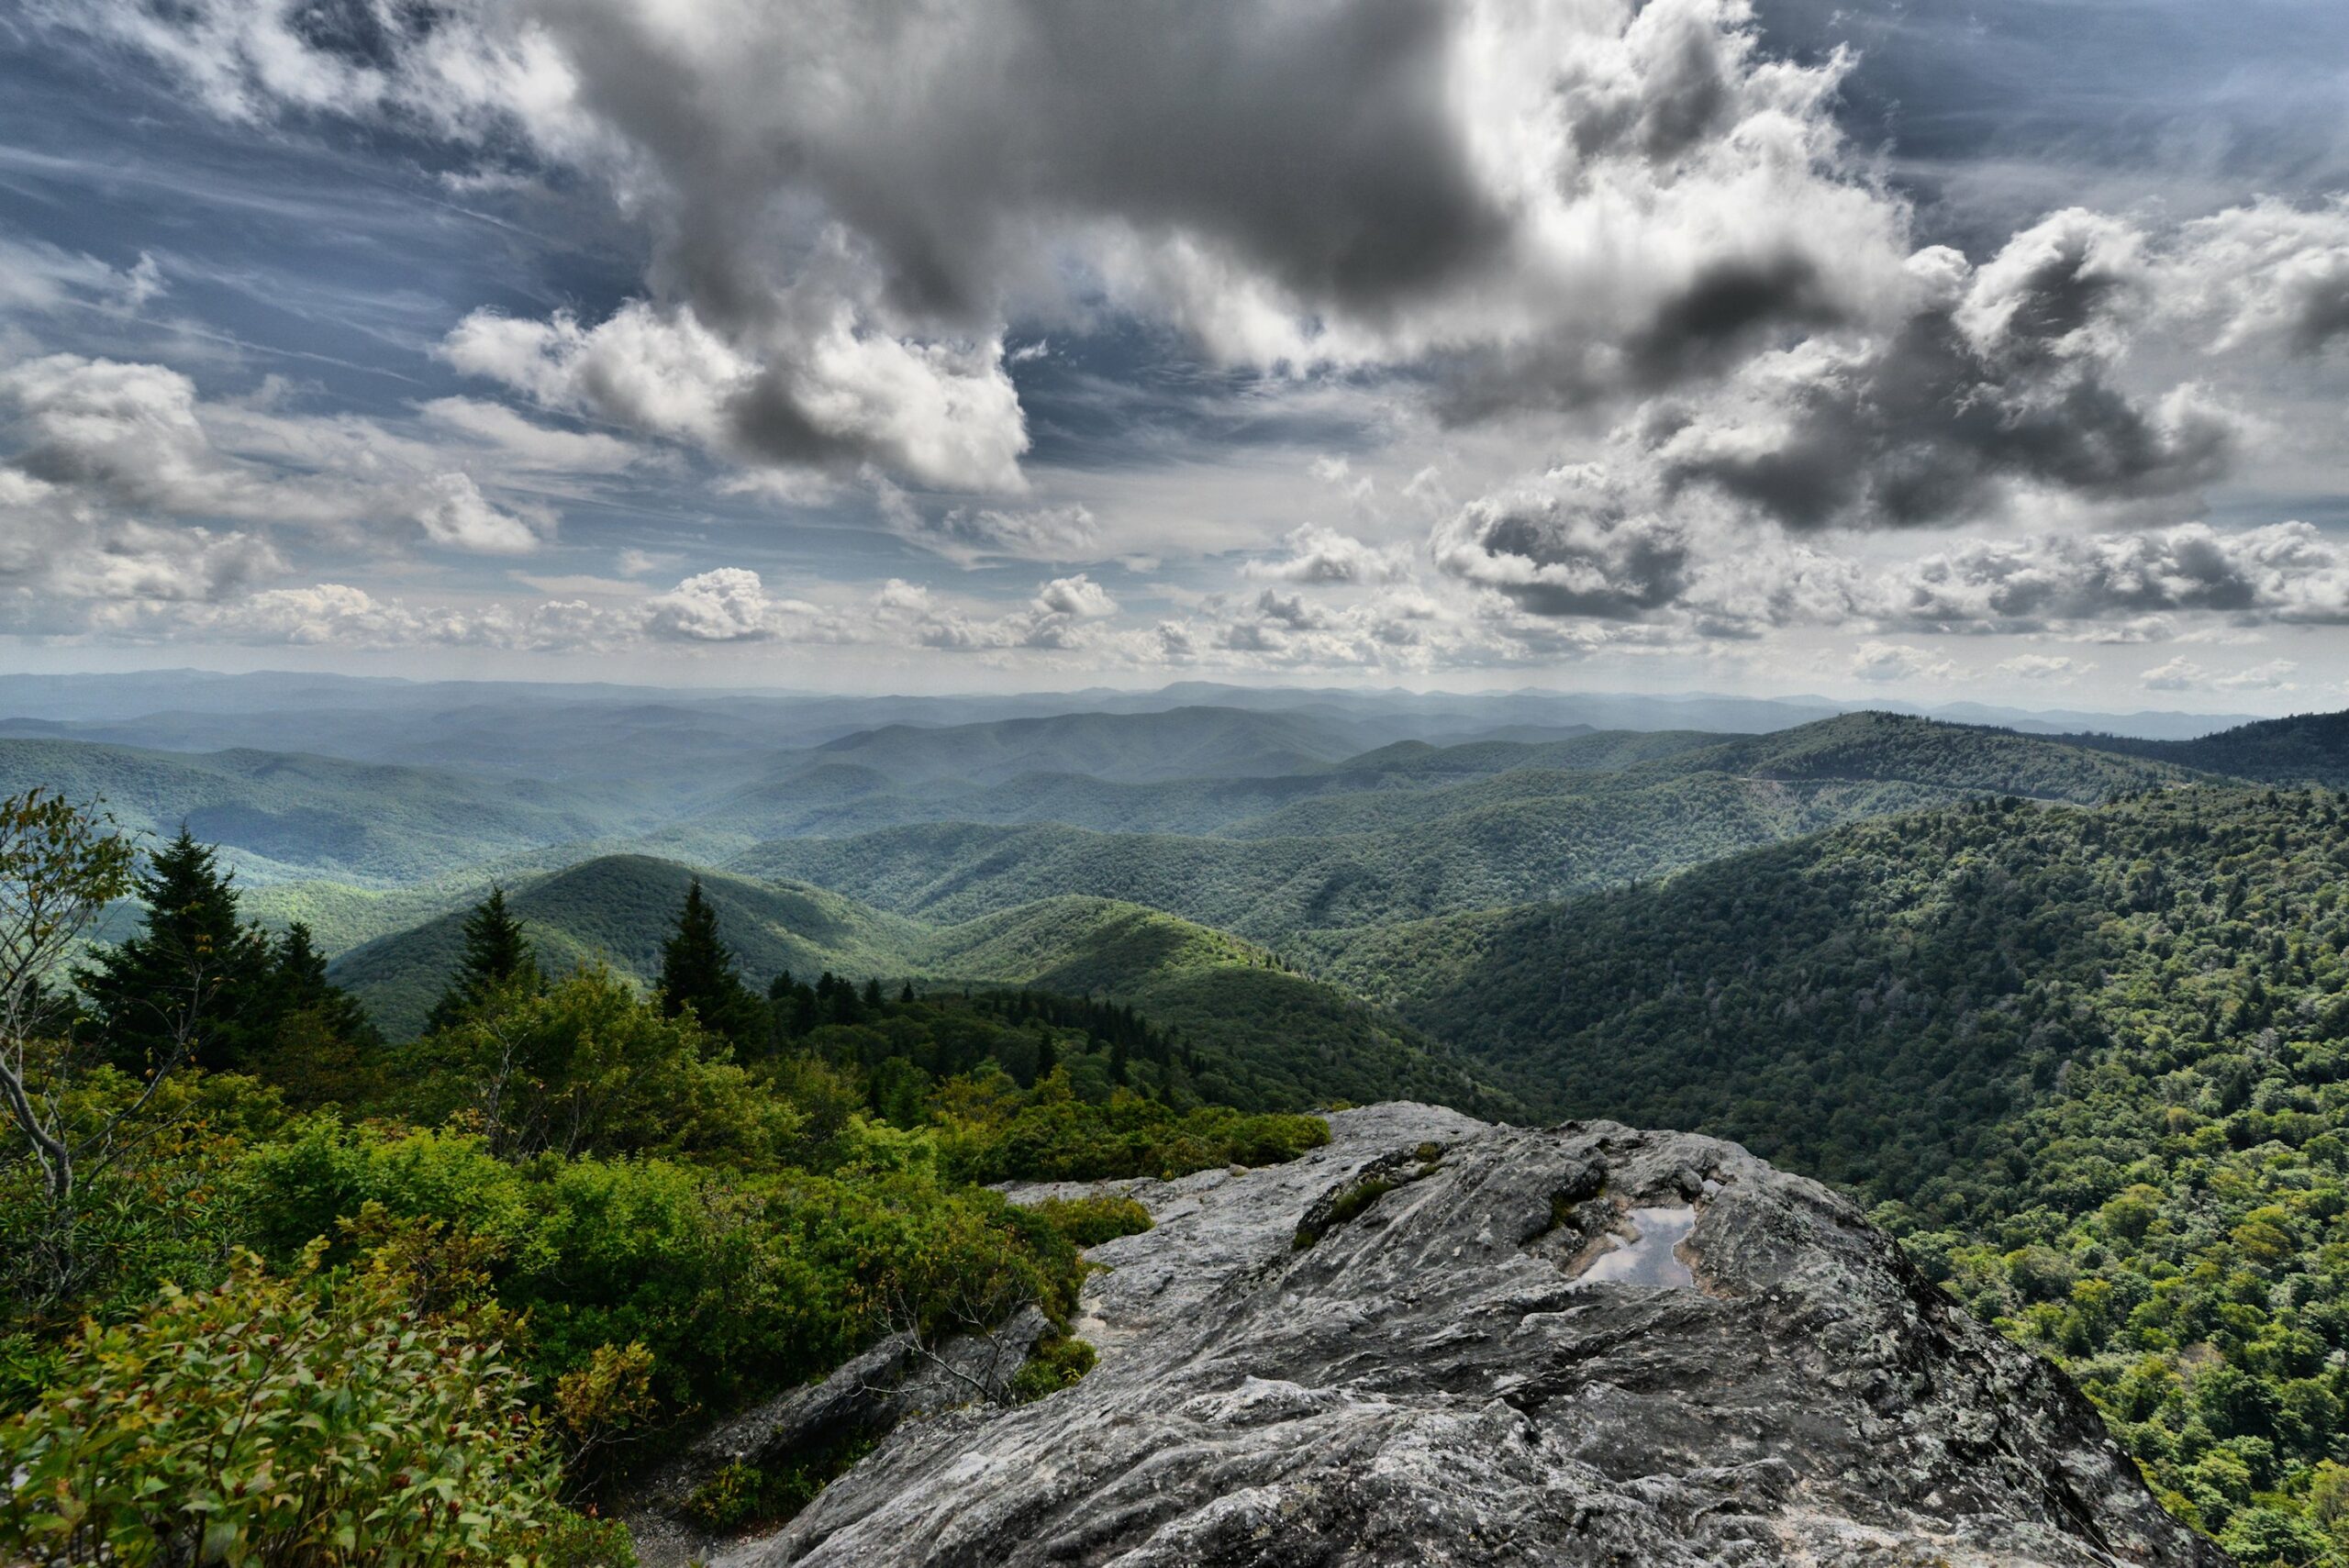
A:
[[5, 671, 2342, 1562]]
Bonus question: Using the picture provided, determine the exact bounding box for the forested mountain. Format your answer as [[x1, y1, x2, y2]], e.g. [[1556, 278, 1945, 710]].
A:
[[1306, 783, 2349, 1537], [732, 777, 1951, 936], [0, 739, 640, 884], [1, 712, 2200, 906], [2065, 709, 2349, 788], [17, 681, 2343, 1557], [733, 716, 2194, 937], [907, 896, 1509, 1113], [326, 855, 1510, 1115], [780, 705, 1441, 785], [328, 856, 925, 1039], [1636, 710, 2210, 798]]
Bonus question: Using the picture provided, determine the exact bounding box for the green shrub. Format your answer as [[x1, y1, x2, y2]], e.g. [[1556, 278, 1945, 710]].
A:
[[1010, 1332, 1098, 1401], [0, 1249, 608, 1567], [1030, 1192, 1154, 1247], [680, 1436, 875, 1534], [233, 1120, 1091, 1422], [941, 1081, 1328, 1184]]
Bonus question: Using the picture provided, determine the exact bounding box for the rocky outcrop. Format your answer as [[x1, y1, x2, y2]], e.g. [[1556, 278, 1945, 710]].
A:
[[715, 1104, 2222, 1567], [623, 1307, 1050, 1566]]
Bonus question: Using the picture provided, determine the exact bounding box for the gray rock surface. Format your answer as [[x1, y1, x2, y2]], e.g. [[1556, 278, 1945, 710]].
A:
[[623, 1306, 1049, 1567], [718, 1104, 2223, 1567]]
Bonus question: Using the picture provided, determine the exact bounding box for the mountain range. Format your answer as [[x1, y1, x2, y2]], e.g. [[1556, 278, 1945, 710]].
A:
[[15, 672, 2349, 1554]]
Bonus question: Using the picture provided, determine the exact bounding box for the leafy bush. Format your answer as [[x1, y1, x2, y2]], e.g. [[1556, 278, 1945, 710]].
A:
[[233, 1119, 1090, 1420], [0, 1249, 619, 1567], [387, 966, 802, 1165], [1030, 1192, 1153, 1247], [1009, 1331, 1097, 1402], [940, 1074, 1328, 1184]]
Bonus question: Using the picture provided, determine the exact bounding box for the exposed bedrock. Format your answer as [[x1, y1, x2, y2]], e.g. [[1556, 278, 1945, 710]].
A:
[[714, 1103, 2222, 1568]]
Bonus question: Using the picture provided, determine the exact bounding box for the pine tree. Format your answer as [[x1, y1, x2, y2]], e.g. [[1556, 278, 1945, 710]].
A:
[[425, 886, 543, 1034], [656, 878, 760, 1042], [271, 923, 379, 1046], [75, 828, 276, 1073], [253, 923, 384, 1108]]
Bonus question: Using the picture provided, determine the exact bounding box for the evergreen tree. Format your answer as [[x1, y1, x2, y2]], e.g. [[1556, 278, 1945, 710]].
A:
[[271, 923, 379, 1047], [425, 886, 543, 1034], [656, 878, 761, 1042], [252, 922, 384, 1108], [75, 828, 275, 1073]]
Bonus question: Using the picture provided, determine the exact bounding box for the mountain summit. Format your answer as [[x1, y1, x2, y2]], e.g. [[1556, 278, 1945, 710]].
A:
[[668, 1105, 2214, 1567]]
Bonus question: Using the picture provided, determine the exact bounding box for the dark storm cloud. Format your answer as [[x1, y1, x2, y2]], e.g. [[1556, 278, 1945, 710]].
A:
[[1431, 474, 1695, 620], [1885, 524, 2349, 630], [520, 0, 1511, 339], [1650, 214, 2235, 530], [49, 0, 1928, 494], [1437, 250, 1851, 420]]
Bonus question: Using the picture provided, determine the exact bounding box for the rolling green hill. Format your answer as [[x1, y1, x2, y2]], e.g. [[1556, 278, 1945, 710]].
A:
[[777, 704, 1395, 786], [0, 739, 640, 885], [903, 896, 1510, 1113], [328, 855, 925, 1038], [730, 716, 2195, 937], [326, 855, 1513, 1116], [1631, 709, 2210, 800], [2064, 709, 2349, 787], [731, 773, 1983, 936]]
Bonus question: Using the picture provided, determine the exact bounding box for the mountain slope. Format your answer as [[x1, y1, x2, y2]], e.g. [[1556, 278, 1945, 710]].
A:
[[731, 774, 1981, 936], [330, 856, 926, 1037], [1631, 709, 2210, 799], [328, 856, 1512, 1116], [776, 705, 1398, 788], [731, 717, 2194, 938], [2064, 707, 2349, 787], [1303, 782, 2349, 1539], [904, 895, 1507, 1112], [0, 738, 631, 884]]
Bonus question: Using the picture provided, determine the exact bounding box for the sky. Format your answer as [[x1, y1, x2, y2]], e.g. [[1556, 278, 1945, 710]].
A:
[[4, 0, 2349, 710]]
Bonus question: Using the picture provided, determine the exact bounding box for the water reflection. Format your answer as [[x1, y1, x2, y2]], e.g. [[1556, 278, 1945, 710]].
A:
[[1577, 1206, 1697, 1287]]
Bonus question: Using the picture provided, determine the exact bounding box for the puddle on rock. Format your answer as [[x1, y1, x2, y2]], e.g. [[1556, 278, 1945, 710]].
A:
[[1575, 1206, 1697, 1288]]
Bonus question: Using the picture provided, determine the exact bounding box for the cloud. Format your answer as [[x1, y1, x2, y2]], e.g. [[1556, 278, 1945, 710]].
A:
[[927, 503, 1098, 561], [1879, 521, 2349, 629], [412, 472, 545, 553], [1640, 217, 2234, 531], [3, 354, 244, 514], [1421, 461, 2349, 639], [442, 288, 1028, 493], [0, 238, 165, 317], [1033, 573, 1118, 618], [1430, 466, 1691, 617], [888, 571, 1123, 652], [1245, 525, 1411, 585], [2215, 658, 2299, 692], [1849, 640, 1955, 683], [416, 396, 640, 473], [2129, 653, 2294, 693], [2166, 198, 2349, 356], [0, 354, 567, 564], [52, 0, 1920, 491], [1996, 653, 2086, 681], [642, 567, 783, 641], [1, 516, 282, 610]]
